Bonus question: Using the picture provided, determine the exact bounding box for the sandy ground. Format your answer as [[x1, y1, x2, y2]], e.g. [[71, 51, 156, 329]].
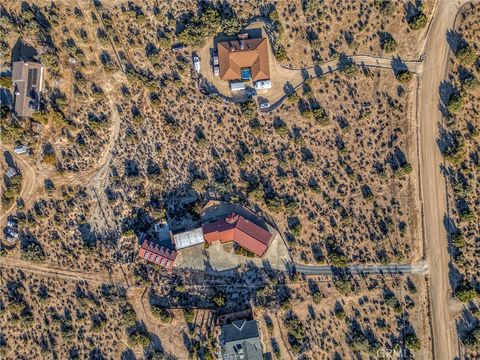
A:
[[417, 1, 472, 358]]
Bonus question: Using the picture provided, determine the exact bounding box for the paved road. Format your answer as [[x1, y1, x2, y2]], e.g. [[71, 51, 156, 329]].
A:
[[294, 260, 429, 276], [418, 1, 471, 359]]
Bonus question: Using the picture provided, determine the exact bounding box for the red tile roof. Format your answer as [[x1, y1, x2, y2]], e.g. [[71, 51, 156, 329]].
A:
[[202, 213, 272, 256], [138, 239, 177, 270], [217, 37, 270, 81]]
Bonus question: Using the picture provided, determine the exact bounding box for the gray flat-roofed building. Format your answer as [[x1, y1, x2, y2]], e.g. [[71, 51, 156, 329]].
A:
[[12, 60, 44, 118], [173, 227, 205, 250], [221, 320, 263, 360]]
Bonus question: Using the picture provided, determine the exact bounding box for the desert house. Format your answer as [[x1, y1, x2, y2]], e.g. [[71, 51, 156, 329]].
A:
[[221, 319, 263, 360], [216, 34, 271, 92], [10, 40, 44, 118], [202, 213, 272, 257], [138, 203, 274, 269]]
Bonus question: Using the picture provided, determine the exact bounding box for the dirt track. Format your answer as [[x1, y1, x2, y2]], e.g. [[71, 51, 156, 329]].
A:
[[417, 1, 470, 358], [0, 145, 37, 223]]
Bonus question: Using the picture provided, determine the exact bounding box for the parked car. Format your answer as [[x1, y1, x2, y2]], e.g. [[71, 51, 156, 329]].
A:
[[7, 219, 17, 228], [193, 56, 201, 73], [259, 101, 271, 109], [213, 53, 219, 66]]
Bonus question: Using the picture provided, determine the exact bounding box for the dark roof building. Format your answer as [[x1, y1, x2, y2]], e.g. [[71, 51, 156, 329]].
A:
[[217, 37, 270, 82], [221, 319, 263, 360], [11, 60, 44, 118], [202, 213, 272, 256], [138, 239, 177, 270]]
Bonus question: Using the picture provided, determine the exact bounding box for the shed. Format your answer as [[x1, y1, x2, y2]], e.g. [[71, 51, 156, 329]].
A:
[[230, 81, 245, 92], [173, 228, 205, 250]]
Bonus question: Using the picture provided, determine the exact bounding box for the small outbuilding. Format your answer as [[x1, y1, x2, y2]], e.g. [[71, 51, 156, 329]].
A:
[[254, 80, 272, 90], [230, 81, 245, 92], [173, 227, 205, 250]]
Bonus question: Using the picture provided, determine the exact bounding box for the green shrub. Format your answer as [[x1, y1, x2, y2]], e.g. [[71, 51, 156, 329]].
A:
[[21, 242, 46, 263], [128, 328, 151, 347], [395, 163, 413, 177], [221, 16, 243, 36], [239, 100, 257, 119], [409, 13, 428, 30], [273, 43, 287, 61], [396, 70, 413, 83], [446, 93, 464, 113], [313, 107, 329, 125], [462, 75, 480, 91], [0, 77, 12, 88], [382, 37, 397, 53], [456, 45, 477, 65], [455, 281, 477, 303], [451, 233, 465, 248], [234, 246, 255, 258], [121, 303, 137, 327], [151, 305, 172, 324], [405, 333, 421, 350]]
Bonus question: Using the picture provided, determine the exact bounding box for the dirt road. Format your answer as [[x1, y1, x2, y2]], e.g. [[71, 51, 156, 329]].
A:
[[0, 145, 37, 223], [418, 1, 470, 359]]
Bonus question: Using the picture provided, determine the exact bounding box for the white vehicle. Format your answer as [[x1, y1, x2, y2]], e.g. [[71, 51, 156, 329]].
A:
[[213, 54, 219, 66], [259, 102, 270, 109], [193, 56, 201, 73], [7, 219, 17, 228], [6, 228, 19, 239]]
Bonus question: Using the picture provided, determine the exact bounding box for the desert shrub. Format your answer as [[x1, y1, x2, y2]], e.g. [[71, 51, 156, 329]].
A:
[[446, 93, 464, 113], [128, 327, 151, 347], [285, 314, 306, 354], [405, 333, 421, 350], [239, 99, 257, 119], [212, 294, 225, 307], [178, 7, 221, 48], [382, 37, 397, 53], [450, 232, 465, 248], [221, 16, 243, 36], [456, 45, 477, 65], [375, 0, 395, 16], [330, 252, 348, 267], [151, 305, 172, 324], [455, 280, 477, 302], [303, 0, 320, 15], [464, 327, 480, 349], [273, 43, 287, 61], [0, 77, 12, 88], [183, 309, 195, 324], [462, 75, 480, 91], [409, 13, 428, 30], [21, 242, 46, 263], [234, 245, 255, 258], [395, 163, 413, 177], [121, 303, 137, 327], [313, 107, 329, 125], [340, 63, 358, 78], [396, 70, 413, 83], [0, 120, 26, 143]]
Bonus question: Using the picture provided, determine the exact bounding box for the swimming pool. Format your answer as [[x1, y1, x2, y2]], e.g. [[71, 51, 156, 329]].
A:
[[241, 68, 251, 80]]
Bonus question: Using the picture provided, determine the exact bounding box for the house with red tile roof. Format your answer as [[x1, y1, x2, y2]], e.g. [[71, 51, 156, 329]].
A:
[[202, 213, 272, 257], [138, 239, 177, 270]]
